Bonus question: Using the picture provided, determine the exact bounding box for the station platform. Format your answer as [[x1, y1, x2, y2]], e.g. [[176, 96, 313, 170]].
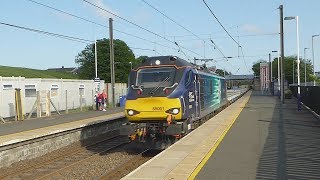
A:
[[123, 91, 320, 179], [0, 108, 124, 146]]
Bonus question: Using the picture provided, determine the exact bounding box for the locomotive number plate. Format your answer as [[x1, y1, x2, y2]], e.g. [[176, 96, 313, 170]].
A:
[[152, 107, 164, 111]]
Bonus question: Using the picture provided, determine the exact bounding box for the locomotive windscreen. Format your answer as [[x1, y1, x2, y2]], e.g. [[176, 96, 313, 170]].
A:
[[136, 67, 176, 88]]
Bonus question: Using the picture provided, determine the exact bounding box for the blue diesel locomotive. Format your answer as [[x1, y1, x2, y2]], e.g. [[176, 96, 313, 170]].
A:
[[122, 56, 227, 147]]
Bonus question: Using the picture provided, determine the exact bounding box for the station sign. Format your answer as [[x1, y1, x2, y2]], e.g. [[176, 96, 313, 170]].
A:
[[94, 77, 100, 82]]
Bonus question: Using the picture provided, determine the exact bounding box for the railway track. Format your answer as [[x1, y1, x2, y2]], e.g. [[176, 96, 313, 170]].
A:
[[100, 149, 161, 180], [1, 135, 129, 179]]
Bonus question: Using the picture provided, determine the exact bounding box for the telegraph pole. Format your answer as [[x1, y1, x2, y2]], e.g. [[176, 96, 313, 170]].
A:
[[109, 18, 115, 108], [279, 5, 285, 103], [95, 38, 98, 78]]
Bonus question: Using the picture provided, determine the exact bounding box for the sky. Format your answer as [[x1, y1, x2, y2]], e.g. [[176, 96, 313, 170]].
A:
[[0, 0, 320, 75]]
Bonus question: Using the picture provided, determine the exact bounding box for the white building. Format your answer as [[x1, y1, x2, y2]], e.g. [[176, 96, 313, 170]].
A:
[[0, 76, 127, 118]]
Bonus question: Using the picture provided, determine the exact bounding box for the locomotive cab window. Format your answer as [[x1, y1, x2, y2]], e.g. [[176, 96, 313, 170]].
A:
[[136, 67, 176, 88], [185, 70, 192, 87]]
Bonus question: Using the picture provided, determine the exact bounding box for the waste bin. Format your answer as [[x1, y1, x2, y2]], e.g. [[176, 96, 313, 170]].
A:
[[119, 95, 127, 107]]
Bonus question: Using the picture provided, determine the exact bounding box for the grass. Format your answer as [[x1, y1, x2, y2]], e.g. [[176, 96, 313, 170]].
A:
[[0, 66, 79, 79]]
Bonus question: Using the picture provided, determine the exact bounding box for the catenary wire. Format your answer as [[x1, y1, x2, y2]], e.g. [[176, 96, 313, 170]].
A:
[[24, 0, 180, 52], [140, 0, 237, 64], [240, 46, 250, 73], [24, 0, 228, 71], [202, 0, 241, 47], [202, 0, 250, 73], [158, 33, 279, 42], [0, 22, 93, 44], [83, 0, 203, 58], [141, 0, 203, 41], [129, 47, 162, 55]]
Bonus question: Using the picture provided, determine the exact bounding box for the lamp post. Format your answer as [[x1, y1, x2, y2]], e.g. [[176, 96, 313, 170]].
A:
[[284, 16, 301, 110], [312, 34, 319, 86], [129, 61, 132, 70], [304, 48, 309, 85], [272, 50, 280, 96], [279, 5, 285, 103], [94, 39, 98, 78], [284, 16, 297, 85], [268, 53, 272, 93]]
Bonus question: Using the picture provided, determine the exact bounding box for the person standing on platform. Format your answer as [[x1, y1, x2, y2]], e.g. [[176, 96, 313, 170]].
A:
[[96, 91, 102, 111], [100, 89, 107, 111]]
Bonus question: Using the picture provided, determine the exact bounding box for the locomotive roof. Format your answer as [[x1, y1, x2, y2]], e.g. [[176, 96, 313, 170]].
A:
[[136, 56, 220, 76], [138, 56, 193, 68]]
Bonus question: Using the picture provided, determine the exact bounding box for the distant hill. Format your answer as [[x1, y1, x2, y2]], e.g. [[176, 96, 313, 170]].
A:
[[0, 66, 79, 79]]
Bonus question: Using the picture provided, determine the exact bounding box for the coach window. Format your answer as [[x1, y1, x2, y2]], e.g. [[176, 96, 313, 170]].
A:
[[51, 84, 59, 97], [79, 84, 85, 96], [25, 84, 36, 97], [3, 84, 13, 90], [185, 70, 192, 87]]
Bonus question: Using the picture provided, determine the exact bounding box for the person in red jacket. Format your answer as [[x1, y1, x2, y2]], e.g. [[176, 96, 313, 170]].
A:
[[100, 89, 107, 111]]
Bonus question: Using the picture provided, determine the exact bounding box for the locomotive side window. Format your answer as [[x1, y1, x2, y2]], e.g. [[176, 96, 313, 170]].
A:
[[136, 67, 176, 88], [185, 70, 192, 87]]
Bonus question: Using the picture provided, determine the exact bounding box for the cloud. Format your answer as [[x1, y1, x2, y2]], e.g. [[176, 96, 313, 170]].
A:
[[88, 0, 118, 19], [241, 24, 263, 34]]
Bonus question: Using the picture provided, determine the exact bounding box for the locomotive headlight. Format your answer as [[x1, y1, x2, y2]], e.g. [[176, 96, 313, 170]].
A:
[[166, 108, 180, 115], [127, 110, 134, 116], [172, 108, 179, 115], [155, 60, 161, 65], [127, 109, 140, 116]]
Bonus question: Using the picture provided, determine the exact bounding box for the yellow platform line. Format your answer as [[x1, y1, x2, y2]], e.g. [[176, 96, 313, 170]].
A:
[[188, 91, 251, 180]]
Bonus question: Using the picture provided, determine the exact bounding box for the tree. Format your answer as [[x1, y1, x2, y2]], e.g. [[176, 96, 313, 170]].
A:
[[215, 69, 230, 77], [75, 38, 135, 83], [252, 60, 267, 76], [134, 56, 148, 68], [251, 56, 313, 84]]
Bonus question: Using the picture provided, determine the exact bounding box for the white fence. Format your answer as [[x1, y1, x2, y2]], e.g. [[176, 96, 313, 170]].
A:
[[0, 76, 127, 118]]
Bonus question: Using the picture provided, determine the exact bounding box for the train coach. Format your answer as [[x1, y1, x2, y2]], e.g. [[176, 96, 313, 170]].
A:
[[121, 56, 227, 148]]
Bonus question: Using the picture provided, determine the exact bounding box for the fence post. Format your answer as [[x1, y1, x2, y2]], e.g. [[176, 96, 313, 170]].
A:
[[46, 91, 51, 117], [92, 89, 94, 110], [0, 79, 5, 123], [27, 96, 38, 119], [0, 116, 4, 123], [15, 88, 24, 121], [80, 93, 83, 111], [0, 99, 4, 123], [36, 91, 41, 118], [65, 90, 68, 114], [50, 99, 60, 115]]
